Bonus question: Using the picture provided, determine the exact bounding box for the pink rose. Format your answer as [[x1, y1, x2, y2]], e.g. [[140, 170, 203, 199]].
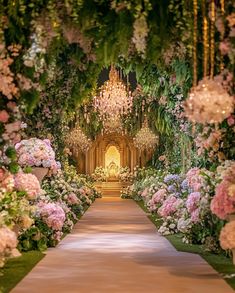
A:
[[227, 115, 235, 126], [219, 40, 230, 55], [0, 168, 6, 181], [7, 101, 17, 110], [5, 121, 21, 133], [0, 110, 9, 123]]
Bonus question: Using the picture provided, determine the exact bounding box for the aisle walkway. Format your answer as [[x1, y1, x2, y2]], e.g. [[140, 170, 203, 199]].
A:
[[13, 197, 233, 293]]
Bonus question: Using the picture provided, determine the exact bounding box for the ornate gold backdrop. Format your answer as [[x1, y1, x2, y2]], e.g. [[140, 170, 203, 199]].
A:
[[73, 133, 153, 174]]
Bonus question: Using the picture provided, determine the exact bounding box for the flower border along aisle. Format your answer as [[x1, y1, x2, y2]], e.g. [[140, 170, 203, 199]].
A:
[[122, 164, 235, 260], [0, 138, 101, 268], [210, 162, 235, 264]]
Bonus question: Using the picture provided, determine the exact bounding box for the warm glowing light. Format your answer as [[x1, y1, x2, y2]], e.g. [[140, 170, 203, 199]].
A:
[[134, 118, 158, 151], [93, 66, 133, 122], [66, 124, 91, 153]]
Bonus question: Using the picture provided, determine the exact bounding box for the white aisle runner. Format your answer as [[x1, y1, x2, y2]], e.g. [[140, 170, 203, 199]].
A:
[[13, 197, 233, 293]]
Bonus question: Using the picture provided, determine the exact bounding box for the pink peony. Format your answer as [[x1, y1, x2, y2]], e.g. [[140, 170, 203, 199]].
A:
[[0, 110, 9, 123], [220, 221, 235, 250], [14, 172, 41, 200]]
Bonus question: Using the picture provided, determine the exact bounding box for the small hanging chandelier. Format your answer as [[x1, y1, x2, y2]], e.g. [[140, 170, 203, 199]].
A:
[[66, 124, 91, 153], [134, 117, 159, 151], [103, 115, 123, 134], [184, 0, 234, 125], [93, 66, 133, 121], [184, 78, 234, 124]]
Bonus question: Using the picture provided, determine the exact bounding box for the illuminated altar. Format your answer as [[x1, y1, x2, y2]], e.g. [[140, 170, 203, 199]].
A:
[[73, 132, 153, 177]]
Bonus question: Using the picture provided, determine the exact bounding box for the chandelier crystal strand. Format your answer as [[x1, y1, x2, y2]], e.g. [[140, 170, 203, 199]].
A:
[[103, 115, 123, 134], [210, 0, 215, 79], [203, 0, 208, 77], [193, 0, 198, 86], [220, 0, 225, 71], [66, 124, 91, 153], [134, 117, 159, 151], [93, 66, 133, 121]]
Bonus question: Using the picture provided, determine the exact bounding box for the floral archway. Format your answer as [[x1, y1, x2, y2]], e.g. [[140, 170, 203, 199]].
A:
[[0, 0, 235, 290]]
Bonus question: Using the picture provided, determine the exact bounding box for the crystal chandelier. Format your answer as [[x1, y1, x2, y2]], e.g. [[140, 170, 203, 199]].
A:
[[93, 66, 133, 121], [184, 78, 234, 124], [66, 125, 91, 153], [134, 118, 159, 151], [103, 115, 123, 134]]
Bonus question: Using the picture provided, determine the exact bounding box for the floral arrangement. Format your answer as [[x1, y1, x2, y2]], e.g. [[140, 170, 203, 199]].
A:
[[147, 189, 167, 212], [0, 227, 20, 268], [211, 161, 235, 219], [125, 166, 227, 250], [15, 138, 60, 173], [132, 15, 149, 57], [18, 162, 100, 252], [14, 172, 42, 200], [118, 167, 133, 182], [0, 168, 38, 266], [36, 201, 66, 231], [220, 221, 235, 251], [92, 166, 107, 182], [42, 171, 83, 211]]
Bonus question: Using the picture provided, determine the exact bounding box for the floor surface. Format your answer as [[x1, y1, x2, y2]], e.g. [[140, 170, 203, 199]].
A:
[[12, 197, 233, 293]]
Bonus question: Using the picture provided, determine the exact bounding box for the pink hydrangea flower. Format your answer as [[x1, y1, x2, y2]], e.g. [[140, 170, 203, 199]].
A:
[[186, 168, 202, 192], [186, 192, 201, 214], [148, 189, 167, 211], [141, 188, 149, 199], [66, 193, 80, 205], [158, 195, 178, 218], [0, 171, 14, 192], [220, 221, 235, 250], [37, 202, 66, 231], [16, 138, 59, 172], [211, 181, 235, 219], [14, 172, 41, 200], [0, 227, 18, 254], [191, 208, 200, 223]]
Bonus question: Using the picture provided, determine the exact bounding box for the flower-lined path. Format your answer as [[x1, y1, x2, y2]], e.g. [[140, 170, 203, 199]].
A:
[[13, 197, 232, 293]]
